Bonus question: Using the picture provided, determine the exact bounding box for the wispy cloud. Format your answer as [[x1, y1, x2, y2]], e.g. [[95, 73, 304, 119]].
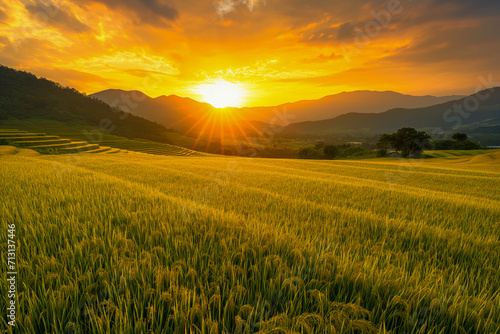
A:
[[215, 0, 265, 17]]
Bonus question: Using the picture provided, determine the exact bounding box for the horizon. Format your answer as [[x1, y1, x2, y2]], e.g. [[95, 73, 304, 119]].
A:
[[92, 86, 469, 109], [1, 0, 499, 107]]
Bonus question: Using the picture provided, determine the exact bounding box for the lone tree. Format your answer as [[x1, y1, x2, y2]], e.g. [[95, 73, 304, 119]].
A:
[[452, 133, 468, 142], [377, 127, 431, 157]]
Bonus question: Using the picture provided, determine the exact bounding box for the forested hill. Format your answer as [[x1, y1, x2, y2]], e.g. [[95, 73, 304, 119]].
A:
[[0, 65, 173, 143]]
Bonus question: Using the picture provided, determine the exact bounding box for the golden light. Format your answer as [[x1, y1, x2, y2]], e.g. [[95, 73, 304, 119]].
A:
[[195, 79, 245, 108]]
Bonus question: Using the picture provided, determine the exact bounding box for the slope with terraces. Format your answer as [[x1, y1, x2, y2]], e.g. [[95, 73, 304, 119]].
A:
[[0, 128, 205, 156], [0, 129, 123, 154]]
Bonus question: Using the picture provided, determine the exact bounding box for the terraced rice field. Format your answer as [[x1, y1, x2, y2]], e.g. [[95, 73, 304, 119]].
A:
[[0, 149, 499, 333], [0, 120, 205, 156], [97, 138, 205, 156], [0, 128, 204, 156], [0, 129, 124, 154]]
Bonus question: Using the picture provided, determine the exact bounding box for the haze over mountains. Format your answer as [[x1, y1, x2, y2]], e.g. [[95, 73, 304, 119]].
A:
[[91, 89, 464, 133]]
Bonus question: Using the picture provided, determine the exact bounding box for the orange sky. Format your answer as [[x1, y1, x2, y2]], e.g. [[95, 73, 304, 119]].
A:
[[0, 0, 499, 107]]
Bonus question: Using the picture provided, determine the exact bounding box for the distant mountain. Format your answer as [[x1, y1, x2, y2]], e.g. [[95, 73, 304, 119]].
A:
[[283, 88, 500, 135], [230, 91, 464, 123], [0, 65, 173, 143], [91, 89, 463, 134], [91, 89, 216, 133]]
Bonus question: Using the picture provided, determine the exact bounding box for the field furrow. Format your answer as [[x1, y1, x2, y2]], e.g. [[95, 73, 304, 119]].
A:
[[1, 152, 499, 334]]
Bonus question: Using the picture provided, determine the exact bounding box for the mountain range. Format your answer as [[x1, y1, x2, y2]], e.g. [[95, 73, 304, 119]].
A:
[[91, 89, 464, 134], [284, 89, 500, 135]]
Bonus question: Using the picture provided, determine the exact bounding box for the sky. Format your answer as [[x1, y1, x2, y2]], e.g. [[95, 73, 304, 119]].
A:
[[0, 0, 499, 107]]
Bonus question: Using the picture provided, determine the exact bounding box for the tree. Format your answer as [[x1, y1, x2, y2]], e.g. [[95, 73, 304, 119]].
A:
[[376, 134, 393, 150], [452, 133, 468, 141], [298, 147, 313, 159], [323, 145, 339, 159], [315, 141, 326, 149], [377, 127, 430, 157], [298, 147, 322, 159]]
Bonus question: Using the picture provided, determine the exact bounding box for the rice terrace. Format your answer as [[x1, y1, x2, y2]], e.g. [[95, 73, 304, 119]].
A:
[[1, 0, 500, 333]]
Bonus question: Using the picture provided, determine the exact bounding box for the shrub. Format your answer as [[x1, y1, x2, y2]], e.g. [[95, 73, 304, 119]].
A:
[[323, 145, 339, 159], [298, 147, 323, 159]]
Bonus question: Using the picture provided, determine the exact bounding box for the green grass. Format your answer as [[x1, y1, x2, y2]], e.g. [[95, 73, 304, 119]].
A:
[[0, 151, 499, 333]]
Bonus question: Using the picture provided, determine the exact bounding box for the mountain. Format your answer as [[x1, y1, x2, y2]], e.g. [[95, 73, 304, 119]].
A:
[[0, 65, 173, 143], [91, 90, 463, 134], [283, 88, 500, 135], [91, 89, 216, 133], [229, 91, 464, 123]]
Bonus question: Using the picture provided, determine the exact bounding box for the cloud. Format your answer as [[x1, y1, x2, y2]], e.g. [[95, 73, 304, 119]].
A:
[[430, 0, 500, 18], [0, 8, 7, 23], [78, 0, 178, 26], [381, 17, 500, 68], [1, 0, 500, 105], [215, 0, 265, 17], [24, 1, 91, 33], [302, 52, 342, 63], [336, 22, 355, 40], [123, 68, 178, 78], [73, 51, 180, 76], [0, 37, 64, 66], [29, 67, 112, 87]]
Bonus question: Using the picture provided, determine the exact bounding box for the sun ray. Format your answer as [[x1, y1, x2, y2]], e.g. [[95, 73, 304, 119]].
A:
[[192, 111, 216, 149], [183, 111, 212, 137], [225, 110, 254, 147], [205, 111, 219, 152]]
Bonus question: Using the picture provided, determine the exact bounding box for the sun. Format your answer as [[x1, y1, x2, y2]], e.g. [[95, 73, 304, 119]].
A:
[[195, 79, 245, 108]]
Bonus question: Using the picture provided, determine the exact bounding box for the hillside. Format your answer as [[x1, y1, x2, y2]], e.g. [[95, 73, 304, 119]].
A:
[[284, 88, 500, 136], [91, 89, 462, 133], [0, 66, 173, 144]]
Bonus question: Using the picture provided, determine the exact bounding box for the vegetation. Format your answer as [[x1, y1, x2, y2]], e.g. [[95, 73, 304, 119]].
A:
[[298, 144, 375, 160], [1, 150, 499, 333], [0, 122, 205, 156], [0, 66, 174, 144], [377, 127, 431, 157], [431, 133, 482, 151], [451, 133, 468, 142]]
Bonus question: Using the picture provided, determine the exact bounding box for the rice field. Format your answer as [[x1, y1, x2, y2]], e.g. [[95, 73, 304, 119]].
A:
[[0, 150, 499, 333], [0, 128, 204, 157], [0, 120, 205, 156], [0, 129, 122, 154]]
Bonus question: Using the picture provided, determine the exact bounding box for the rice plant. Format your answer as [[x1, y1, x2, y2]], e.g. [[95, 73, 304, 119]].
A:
[[0, 150, 499, 333]]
